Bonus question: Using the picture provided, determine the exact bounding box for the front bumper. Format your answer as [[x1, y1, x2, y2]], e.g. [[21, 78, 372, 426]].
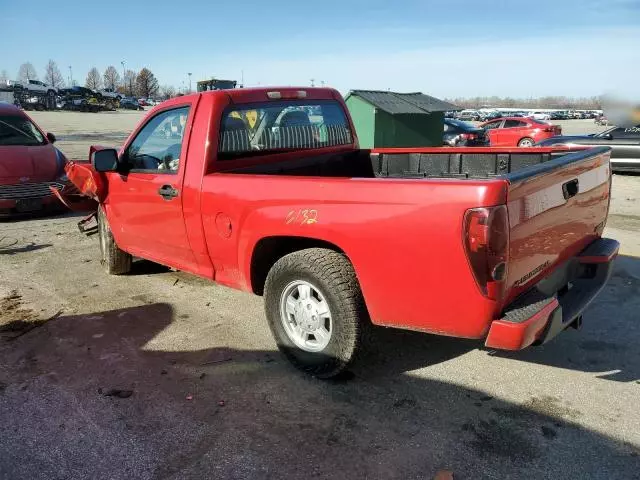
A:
[[485, 237, 619, 350]]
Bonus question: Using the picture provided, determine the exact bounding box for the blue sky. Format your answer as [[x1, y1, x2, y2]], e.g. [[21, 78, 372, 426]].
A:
[[1, 0, 639, 98]]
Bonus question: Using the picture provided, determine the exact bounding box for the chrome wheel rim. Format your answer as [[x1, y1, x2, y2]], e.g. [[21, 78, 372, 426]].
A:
[[279, 280, 332, 352], [519, 139, 533, 147]]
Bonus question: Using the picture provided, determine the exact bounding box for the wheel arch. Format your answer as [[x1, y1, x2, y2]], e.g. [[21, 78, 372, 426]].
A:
[[249, 236, 348, 296]]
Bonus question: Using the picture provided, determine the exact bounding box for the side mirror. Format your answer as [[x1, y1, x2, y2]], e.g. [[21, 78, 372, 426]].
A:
[[46, 132, 56, 143], [602, 133, 613, 141], [91, 148, 120, 172]]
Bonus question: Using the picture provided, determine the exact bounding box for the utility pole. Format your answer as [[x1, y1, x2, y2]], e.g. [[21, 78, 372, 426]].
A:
[[188, 72, 192, 93], [310, 78, 315, 87], [121, 61, 125, 93], [68, 66, 72, 87]]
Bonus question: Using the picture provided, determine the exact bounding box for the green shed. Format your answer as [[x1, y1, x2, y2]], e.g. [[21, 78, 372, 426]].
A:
[[344, 90, 459, 148]]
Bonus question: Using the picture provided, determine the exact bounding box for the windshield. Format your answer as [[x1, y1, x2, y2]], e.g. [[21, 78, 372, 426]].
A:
[[218, 100, 352, 159], [0, 115, 46, 146]]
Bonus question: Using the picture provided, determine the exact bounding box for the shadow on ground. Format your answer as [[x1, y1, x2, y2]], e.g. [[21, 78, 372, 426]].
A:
[[0, 209, 88, 224], [1, 299, 638, 479], [0, 242, 52, 255], [489, 255, 640, 383]]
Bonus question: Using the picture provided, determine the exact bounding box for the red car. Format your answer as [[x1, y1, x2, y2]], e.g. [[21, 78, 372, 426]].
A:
[[0, 103, 73, 217], [66, 87, 615, 378], [481, 117, 562, 147]]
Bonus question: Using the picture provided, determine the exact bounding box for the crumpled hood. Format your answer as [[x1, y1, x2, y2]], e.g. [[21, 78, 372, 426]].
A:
[[0, 144, 64, 185]]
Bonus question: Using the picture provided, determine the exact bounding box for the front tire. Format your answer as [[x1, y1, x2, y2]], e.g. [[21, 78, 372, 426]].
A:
[[264, 248, 368, 378], [518, 137, 534, 147], [98, 206, 132, 275]]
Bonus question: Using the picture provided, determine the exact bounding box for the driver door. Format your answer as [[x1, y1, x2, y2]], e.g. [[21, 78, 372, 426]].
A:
[[105, 105, 196, 270]]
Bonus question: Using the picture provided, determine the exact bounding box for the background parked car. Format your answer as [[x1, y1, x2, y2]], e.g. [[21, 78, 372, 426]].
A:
[[528, 111, 551, 121], [537, 124, 640, 172], [479, 111, 502, 121], [14, 79, 58, 98], [550, 111, 568, 120], [457, 109, 480, 121], [0, 103, 70, 217], [443, 118, 490, 146], [481, 117, 562, 147], [120, 98, 144, 110], [100, 88, 123, 100], [594, 114, 609, 125]]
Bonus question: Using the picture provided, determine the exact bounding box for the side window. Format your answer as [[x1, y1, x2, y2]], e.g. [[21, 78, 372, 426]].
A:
[[611, 125, 640, 139], [483, 121, 502, 130], [504, 120, 526, 128], [124, 107, 190, 173]]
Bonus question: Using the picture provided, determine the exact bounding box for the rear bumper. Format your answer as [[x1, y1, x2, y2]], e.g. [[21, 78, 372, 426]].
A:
[[610, 159, 640, 172], [485, 237, 619, 350]]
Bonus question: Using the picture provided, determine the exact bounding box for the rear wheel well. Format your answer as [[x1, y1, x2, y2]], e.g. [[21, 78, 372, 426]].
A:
[[250, 236, 346, 295]]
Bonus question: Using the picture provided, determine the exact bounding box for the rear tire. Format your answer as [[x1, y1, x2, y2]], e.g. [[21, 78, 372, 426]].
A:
[[518, 137, 534, 147], [264, 248, 368, 378], [98, 206, 132, 275]]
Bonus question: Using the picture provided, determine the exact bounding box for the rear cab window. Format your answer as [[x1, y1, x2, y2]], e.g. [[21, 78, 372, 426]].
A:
[[218, 100, 352, 160]]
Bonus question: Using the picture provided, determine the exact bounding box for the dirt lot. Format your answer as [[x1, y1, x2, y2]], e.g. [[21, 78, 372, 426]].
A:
[[1, 112, 639, 479]]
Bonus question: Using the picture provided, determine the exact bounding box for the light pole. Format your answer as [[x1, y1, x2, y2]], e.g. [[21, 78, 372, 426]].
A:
[[188, 72, 192, 93], [121, 61, 125, 94], [68, 66, 72, 86]]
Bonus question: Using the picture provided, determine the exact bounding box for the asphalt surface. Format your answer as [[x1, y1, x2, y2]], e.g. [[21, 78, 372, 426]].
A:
[[0, 113, 639, 479]]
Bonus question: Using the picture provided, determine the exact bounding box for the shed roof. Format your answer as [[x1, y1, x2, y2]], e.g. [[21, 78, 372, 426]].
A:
[[346, 90, 459, 115]]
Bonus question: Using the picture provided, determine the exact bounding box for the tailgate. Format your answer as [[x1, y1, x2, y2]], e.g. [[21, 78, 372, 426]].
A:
[[504, 146, 611, 303]]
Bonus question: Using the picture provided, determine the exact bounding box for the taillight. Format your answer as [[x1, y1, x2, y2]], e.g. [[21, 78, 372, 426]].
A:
[[460, 133, 477, 141], [463, 205, 509, 300]]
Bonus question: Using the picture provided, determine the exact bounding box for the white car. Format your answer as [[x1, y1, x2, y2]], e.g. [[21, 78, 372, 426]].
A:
[[20, 79, 58, 97], [528, 111, 551, 121], [99, 88, 123, 100]]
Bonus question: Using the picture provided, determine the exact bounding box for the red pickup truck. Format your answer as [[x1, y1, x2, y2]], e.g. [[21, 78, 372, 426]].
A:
[[64, 87, 618, 378]]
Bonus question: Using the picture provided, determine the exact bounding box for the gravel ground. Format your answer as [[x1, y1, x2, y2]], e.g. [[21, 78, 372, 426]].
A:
[[1, 112, 639, 480]]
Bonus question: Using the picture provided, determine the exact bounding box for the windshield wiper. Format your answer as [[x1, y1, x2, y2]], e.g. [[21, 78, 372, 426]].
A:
[[0, 120, 37, 141]]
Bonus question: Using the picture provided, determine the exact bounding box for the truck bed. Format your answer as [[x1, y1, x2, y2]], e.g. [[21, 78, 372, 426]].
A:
[[225, 146, 601, 181]]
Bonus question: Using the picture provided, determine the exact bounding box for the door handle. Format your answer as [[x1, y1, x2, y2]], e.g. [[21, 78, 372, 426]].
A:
[[158, 185, 179, 200], [562, 179, 579, 200]]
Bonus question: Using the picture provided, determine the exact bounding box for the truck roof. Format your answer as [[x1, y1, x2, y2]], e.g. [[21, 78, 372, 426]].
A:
[[160, 87, 341, 110]]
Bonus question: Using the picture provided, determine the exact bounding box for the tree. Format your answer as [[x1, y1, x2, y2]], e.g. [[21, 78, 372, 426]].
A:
[[123, 69, 137, 96], [103, 66, 120, 91], [43, 60, 64, 88], [135, 68, 159, 98], [159, 85, 176, 100], [17, 62, 38, 83], [85, 67, 102, 90], [0, 70, 7, 84]]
